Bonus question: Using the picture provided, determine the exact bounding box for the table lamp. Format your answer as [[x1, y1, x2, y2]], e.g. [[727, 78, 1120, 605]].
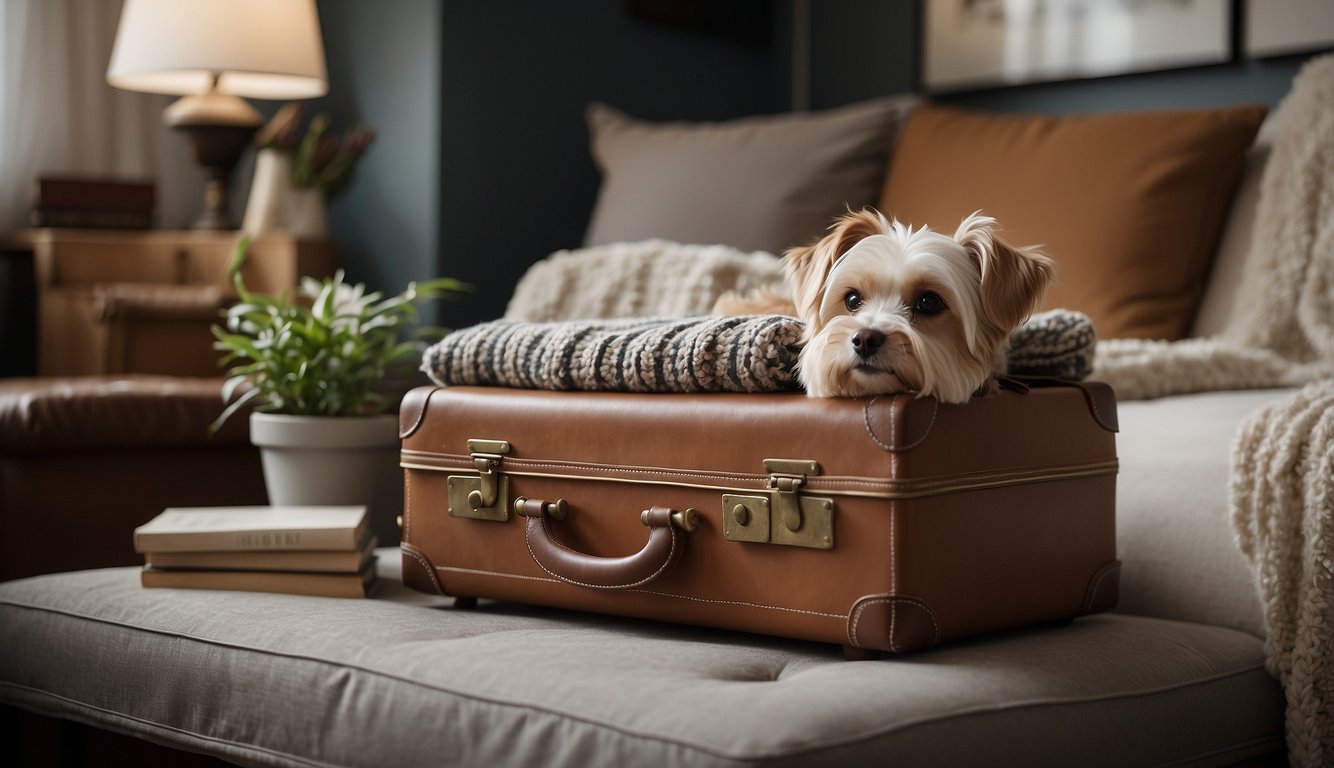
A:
[[107, 0, 328, 230]]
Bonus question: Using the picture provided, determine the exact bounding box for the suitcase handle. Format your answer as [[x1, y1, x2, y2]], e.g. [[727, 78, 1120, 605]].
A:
[[516, 497, 697, 590]]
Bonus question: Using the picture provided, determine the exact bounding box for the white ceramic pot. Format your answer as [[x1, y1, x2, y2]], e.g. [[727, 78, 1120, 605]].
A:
[[249, 412, 399, 508]]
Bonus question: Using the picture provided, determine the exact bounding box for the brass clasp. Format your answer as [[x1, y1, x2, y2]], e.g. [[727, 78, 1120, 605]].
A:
[[770, 473, 806, 533], [723, 459, 834, 549], [447, 439, 511, 521]]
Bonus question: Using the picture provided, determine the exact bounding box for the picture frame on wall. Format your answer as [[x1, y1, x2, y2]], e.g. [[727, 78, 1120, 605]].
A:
[[922, 0, 1232, 93], [1245, 0, 1334, 58]]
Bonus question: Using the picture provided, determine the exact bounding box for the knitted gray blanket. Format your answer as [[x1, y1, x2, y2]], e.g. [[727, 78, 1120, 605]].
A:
[[422, 309, 1094, 393]]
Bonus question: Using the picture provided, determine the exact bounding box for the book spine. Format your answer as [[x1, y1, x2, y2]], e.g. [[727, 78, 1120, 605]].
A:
[[31, 208, 153, 230], [134, 528, 360, 553], [36, 177, 156, 212], [140, 568, 371, 599], [144, 548, 369, 573]]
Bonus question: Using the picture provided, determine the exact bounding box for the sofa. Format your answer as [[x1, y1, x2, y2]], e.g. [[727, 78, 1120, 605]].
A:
[[0, 376, 269, 582], [3, 54, 1333, 767]]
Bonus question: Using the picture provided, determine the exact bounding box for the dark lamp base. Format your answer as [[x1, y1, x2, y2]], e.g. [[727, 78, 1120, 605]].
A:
[[174, 122, 259, 230]]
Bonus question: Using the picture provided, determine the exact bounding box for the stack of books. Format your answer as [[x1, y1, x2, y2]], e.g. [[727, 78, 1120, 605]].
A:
[[32, 175, 155, 229], [133, 506, 377, 598]]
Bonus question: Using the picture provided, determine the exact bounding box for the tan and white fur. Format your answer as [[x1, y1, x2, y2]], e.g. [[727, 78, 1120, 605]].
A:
[[717, 209, 1054, 403]]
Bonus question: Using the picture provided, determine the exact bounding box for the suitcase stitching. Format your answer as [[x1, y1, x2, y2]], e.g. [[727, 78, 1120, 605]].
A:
[[404, 472, 413, 542], [433, 565, 846, 618], [438, 565, 556, 583], [405, 452, 761, 486], [403, 545, 445, 595], [626, 589, 845, 618], [891, 502, 897, 649], [508, 461, 761, 485], [863, 396, 940, 453], [405, 454, 1115, 495]]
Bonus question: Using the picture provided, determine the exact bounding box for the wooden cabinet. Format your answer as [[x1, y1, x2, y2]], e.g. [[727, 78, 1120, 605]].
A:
[[11, 229, 337, 377]]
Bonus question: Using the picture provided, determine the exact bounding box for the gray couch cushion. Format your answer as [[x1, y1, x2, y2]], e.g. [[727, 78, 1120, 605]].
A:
[[2, 557, 1282, 767], [583, 97, 920, 255], [1114, 388, 1292, 638]]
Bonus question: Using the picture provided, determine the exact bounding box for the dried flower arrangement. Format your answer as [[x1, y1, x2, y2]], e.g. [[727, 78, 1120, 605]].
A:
[[255, 103, 375, 200]]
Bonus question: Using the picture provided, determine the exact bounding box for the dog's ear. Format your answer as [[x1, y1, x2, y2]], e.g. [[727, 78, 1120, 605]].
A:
[[954, 211, 1055, 332], [785, 208, 887, 323]]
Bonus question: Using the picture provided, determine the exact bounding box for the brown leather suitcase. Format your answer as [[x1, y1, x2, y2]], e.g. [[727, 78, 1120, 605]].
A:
[[398, 380, 1119, 657]]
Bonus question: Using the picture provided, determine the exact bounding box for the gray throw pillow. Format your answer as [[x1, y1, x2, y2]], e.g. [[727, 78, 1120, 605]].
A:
[[583, 96, 921, 255]]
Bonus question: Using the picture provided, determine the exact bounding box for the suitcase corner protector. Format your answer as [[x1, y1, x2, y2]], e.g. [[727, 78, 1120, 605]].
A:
[[1080, 559, 1121, 615], [401, 541, 448, 596], [399, 386, 442, 440], [847, 593, 941, 654]]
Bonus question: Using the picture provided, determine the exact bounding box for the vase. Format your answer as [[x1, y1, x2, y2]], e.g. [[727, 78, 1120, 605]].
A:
[[241, 148, 328, 238], [241, 149, 289, 236], [283, 186, 328, 238], [249, 412, 401, 541]]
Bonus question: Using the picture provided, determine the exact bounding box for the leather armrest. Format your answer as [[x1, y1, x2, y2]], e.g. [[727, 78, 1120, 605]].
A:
[[92, 283, 225, 321], [0, 375, 249, 454]]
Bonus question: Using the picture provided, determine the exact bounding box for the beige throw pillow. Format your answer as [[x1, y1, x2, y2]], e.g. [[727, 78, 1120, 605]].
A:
[[584, 96, 921, 255], [1190, 113, 1280, 338]]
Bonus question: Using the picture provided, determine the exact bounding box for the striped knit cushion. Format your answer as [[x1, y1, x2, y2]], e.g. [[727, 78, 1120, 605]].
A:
[[422, 310, 1094, 394], [1006, 309, 1098, 380], [423, 316, 803, 393]]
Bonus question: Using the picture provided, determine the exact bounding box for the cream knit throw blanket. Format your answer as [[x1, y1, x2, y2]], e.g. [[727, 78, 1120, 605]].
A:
[[1096, 54, 1334, 768], [1231, 379, 1334, 768], [505, 239, 784, 322]]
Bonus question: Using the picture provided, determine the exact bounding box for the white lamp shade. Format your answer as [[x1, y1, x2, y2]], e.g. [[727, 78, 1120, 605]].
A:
[[107, 0, 328, 100]]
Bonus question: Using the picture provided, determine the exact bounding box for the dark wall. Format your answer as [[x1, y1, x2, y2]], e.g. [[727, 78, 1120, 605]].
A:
[[436, 0, 785, 329], [806, 0, 919, 108], [314, 0, 443, 322], [311, 0, 1318, 330], [938, 57, 1305, 113]]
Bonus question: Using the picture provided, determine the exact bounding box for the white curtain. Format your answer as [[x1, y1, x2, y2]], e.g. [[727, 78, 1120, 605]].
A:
[[0, 0, 201, 232]]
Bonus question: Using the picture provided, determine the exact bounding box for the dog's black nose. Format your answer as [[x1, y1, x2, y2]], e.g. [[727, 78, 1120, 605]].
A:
[[852, 328, 885, 358]]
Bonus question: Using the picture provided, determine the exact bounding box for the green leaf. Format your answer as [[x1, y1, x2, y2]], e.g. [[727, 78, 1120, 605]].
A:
[[208, 385, 262, 435], [416, 277, 472, 297], [228, 236, 253, 301], [313, 280, 337, 321], [215, 260, 466, 422], [221, 374, 251, 404]]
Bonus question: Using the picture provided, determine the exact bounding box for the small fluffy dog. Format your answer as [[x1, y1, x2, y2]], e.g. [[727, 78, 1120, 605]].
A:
[[716, 209, 1054, 403]]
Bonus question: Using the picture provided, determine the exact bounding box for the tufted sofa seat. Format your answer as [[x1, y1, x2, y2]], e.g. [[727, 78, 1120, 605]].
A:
[[0, 386, 1291, 767]]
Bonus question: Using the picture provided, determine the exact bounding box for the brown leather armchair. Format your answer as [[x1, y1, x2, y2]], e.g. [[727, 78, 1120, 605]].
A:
[[0, 376, 267, 581]]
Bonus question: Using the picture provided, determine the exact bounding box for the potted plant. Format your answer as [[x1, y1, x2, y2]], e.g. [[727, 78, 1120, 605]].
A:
[[212, 236, 467, 515]]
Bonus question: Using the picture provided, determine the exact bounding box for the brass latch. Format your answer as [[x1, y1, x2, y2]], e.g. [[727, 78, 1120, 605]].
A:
[[447, 439, 511, 521], [722, 459, 834, 549]]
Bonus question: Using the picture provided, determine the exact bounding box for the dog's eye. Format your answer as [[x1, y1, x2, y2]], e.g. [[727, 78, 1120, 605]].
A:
[[913, 292, 945, 316], [843, 290, 863, 312]]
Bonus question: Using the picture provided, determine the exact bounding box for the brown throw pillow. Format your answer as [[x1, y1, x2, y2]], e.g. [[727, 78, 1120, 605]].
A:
[[585, 96, 921, 256], [879, 104, 1267, 340]]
